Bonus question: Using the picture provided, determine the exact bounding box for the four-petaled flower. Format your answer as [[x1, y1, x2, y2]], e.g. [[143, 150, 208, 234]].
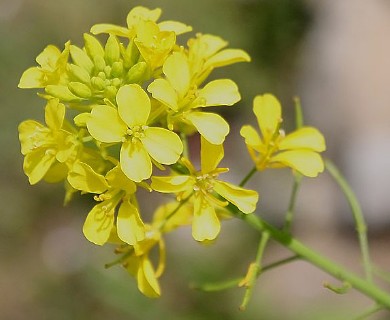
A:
[[151, 137, 259, 241], [86, 84, 183, 182], [148, 51, 241, 144], [68, 163, 145, 246], [240, 94, 326, 177]]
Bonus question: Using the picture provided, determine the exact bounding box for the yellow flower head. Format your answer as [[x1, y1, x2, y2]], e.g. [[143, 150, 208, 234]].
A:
[[240, 94, 326, 177], [19, 41, 70, 89], [151, 137, 259, 241], [18, 98, 78, 184], [120, 225, 165, 298], [86, 84, 183, 182], [148, 51, 241, 144], [68, 163, 145, 246]]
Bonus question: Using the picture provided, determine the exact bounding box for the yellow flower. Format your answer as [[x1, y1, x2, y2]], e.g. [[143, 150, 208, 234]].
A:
[[148, 51, 241, 144], [18, 98, 78, 184], [19, 41, 70, 89], [151, 137, 259, 241], [91, 6, 192, 39], [68, 163, 145, 246], [86, 84, 183, 182], [240, 94, 326, 177], [187, 33, 251, 85], [121, 225, 165, 298]]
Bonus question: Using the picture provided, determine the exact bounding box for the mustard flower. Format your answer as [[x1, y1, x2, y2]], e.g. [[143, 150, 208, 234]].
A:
[[68, 163, 145, 246], [187, 33, 251, 85], [151, 137, 259, 241], [240, 94, 326, 177], [117, 224, 165, 298], [90, 6, 192, 39], [148, 51, 241, 144], [18, 99, 78, 184], [86, 84, 183, 182], [19, 41, 70, 89]]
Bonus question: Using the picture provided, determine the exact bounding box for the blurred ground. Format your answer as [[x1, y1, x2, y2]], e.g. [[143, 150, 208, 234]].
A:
[[1, 0, 390, 319]]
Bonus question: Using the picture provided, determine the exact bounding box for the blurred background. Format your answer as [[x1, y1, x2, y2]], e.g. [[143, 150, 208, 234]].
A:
[[1, 0, 390, 319]]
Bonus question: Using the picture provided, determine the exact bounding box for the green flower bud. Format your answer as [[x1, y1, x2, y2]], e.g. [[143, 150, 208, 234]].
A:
[[45, 85, 81, 102], [68, 82, 92, 98], [70, 45, 94, 74], [104, 85, 117, 100], [68, 64, 91, 84], [83, 33, 105, 59], [91, 76, 106, 90], [104, 66, 112, 78], [112, 78, 121, 87], [104, 35, 120, 65], [111, 61, 123, 77], [122, 40, 140, 69], [126, 62, 148, 84], [94, 56, 106, 72]]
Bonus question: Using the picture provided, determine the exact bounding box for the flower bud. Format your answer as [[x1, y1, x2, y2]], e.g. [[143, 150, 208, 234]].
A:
[[83, 33, 104, 59], [91, 77, 106, 90], [68, 64, 91, 84], [126, 62, 148, 84], [68, 82, 92, 98], [45, 85, 80, 102], [104, 35, 120, 65], [94, 55, 106, 72], [111, 61, 124, 77]]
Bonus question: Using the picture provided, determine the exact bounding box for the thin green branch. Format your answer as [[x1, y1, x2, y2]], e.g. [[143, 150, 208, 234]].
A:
[[325, 159, 373, 283], [283, 172, 302, 231], [234, 211, 390, 309], [353, 303, 384, 320], [239, 166, 257, 187], [239, 231, 270, 311], [192, 254, 300, 292]]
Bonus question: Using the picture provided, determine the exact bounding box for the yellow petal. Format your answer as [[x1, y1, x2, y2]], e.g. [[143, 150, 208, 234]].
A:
[[204, 48, 251, 69], [90, 24, 131, 37], [185, 112, 229, 145], [193, 34, 228, 58], [45, 85, 81, 102], [271, 150, 325, 177], [36, 45, 61, 69], [83, 201, 115, 245], [127, 6, 161, 28], [141, 127, 183, 164], [120, 140, 152, 182], [117, 200, 145, 245], [137, 257, 161, 298], [279, 127, 326, 152], [163, 51, 190, 98], [158, 21, 192, 35], [18, 120, 48, 155], [151, 175, 192, 193], [200, 136, 224, 174], [87, 105, 127, 143], [152, 201, 192, 232], [18, 67, 44, 88], [240, 125, 263, 151], [23, 148, 56, 185], [192, 196, 221, 241], [45, 99, 64, 131], [105, 166, 137, 194], [67, 162, 109, 193], [198, 79, 240, 106], [253, 94, 282, 142], [213, 181, 259, 214], [117, 84, 150, 127], [147, 79, 178, 111]]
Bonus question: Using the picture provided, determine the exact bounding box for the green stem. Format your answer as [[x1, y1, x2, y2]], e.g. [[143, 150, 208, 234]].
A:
[[240, 231, 270, 311], [235, 212, 390, 309], [180, 132, 189, 159], [325, 159, 373, 283], [353, 304, 384, 320], [283, 173, 302, 231], [239, 166, 257, 187], [192, 255, 300, 292]]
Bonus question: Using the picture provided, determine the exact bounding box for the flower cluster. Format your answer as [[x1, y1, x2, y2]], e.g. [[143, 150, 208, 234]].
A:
[[18, 6, 325, 298]]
